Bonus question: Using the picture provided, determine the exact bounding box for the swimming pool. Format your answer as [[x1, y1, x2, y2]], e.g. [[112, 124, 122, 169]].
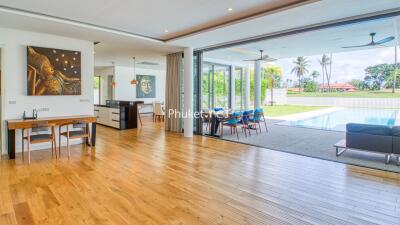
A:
[[278, 108, 399, 131]]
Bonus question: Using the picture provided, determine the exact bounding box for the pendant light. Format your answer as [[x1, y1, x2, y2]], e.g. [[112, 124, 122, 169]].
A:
[[111, 61, 116, 87], [130, 57, 138, 85]]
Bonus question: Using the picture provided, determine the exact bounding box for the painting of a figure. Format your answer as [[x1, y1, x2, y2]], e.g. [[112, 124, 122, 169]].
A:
[[27, 46, 81, 95], [136, 75, 156, 98]]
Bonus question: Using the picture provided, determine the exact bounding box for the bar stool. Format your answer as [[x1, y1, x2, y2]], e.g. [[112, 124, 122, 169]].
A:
[[59, 120, 91, 159], [22, 121, 57, 164]]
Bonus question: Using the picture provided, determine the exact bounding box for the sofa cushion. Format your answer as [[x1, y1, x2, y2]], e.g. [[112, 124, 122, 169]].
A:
[[391, 126, 400, 136], [346, 123, 392, 136]]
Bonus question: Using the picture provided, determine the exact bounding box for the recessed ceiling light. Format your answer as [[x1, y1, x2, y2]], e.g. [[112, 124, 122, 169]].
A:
[[227, 8, 233, 11], [165, 29, 169, 33]]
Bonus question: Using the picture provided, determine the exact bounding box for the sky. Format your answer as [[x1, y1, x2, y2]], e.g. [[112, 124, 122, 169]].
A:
[[269, 46, 397, 85]]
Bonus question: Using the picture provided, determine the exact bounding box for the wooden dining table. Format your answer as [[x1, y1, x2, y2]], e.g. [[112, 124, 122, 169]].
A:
[[7, 115, 97, 159]]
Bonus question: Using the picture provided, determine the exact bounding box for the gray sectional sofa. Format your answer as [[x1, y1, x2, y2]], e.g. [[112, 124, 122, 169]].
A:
[[334, 123, 400, 165]]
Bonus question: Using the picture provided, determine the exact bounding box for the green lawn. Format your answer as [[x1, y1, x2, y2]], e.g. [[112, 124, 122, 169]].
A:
[[287, 90, 400, 98], [263, 105, 329, 117]]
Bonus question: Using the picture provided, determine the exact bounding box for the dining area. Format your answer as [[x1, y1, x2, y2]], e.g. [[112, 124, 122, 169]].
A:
[[202, 107, 268, 139], [7, 115, 96, 164]]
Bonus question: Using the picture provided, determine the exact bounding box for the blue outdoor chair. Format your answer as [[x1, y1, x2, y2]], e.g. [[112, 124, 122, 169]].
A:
[[213, 107, 224, 112], [252, 108, 268, 133], [241, 110, 258, 136], [221, 111, 243, 139]]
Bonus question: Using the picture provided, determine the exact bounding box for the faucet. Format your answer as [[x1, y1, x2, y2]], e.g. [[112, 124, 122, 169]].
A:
[[33, 109, 38, 119]]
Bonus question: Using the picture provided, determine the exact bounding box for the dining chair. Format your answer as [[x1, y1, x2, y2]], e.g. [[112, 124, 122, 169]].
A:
[[22, 121, 57, 164], [253, 108, 268, 133], [153, 102, 165, 122], [201, 110, 212, 132], [137, 103, 143, 126], [241, 110, 258, 136], [59, 120, 91, 159], [220, 111, 243, 139]]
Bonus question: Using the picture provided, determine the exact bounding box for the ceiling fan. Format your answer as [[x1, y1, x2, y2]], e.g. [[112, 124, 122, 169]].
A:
[[342, 32, 395, 49], [243, 50, 276, 62]]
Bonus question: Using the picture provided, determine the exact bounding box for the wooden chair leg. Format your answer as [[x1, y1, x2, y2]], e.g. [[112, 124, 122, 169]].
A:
[[59, 127, 62, 157], [67, 126, 70, 159], [87, 124, 91, 150], [264, 120, 268, 132], [235, 127, 239, 140], [138, 113, 142, 126], [27, 131, 31, 164], [22, 129, 25, 160], [52, 126, 57, 159], [51, 138, 54, 157]]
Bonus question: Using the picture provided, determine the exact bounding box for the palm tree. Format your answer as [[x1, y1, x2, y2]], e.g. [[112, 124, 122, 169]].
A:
[[319, 54, 331, 92], [291, 56, 310, 92], [263, 65, 282, 106], [311, 70, 320, 81]]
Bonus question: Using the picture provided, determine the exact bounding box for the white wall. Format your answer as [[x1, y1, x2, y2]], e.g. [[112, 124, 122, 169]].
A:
[[113, 66, 165, 103], [0, 28, 94, 154]]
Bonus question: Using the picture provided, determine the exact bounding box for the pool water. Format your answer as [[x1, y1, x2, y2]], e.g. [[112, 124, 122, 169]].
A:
[[279, 108, 399, 131]]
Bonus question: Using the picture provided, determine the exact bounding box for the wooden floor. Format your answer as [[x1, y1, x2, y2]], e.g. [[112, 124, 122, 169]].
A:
[[1, 118, 400, 225]]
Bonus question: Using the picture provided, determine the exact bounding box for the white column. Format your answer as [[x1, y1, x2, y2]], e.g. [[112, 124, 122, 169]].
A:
[[244, 65, 250, 110], [254, 60, 261, 109], [230, 66, 235, 110], [184, 47, 193, 137]]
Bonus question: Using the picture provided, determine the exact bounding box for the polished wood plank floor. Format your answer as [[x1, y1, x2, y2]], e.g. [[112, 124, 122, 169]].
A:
[[1, 118, 400, 225]]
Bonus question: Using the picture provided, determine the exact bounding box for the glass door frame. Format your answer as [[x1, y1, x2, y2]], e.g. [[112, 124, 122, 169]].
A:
[[202, 61, 232, 110], [194, 52, 233, 135]]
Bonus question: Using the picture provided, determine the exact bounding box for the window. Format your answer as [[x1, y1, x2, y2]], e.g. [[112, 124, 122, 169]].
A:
[[93, 76, 101, 105]]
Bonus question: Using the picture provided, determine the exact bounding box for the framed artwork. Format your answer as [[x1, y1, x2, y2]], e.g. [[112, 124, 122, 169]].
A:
[[136, 75, 156, 98], [27, 46, 81, 95]]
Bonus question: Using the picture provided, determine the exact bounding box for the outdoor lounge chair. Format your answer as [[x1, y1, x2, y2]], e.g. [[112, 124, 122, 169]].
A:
[[334, 123, 399, 165]]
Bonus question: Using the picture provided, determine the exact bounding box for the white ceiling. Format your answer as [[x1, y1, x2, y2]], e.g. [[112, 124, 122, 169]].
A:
[[168, 0, 400, 49], [204, 17, 400, 64], [0, 0, 304, 40], [0, 0, 400, 65]]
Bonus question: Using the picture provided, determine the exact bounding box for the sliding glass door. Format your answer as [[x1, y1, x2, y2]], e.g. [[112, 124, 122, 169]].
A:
[[234, 67, 244, 111], [201, 62, 231, 110]]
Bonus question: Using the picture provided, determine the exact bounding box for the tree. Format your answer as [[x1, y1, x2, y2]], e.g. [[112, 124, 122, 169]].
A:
[[262, 65, 283, 106], [349, 79, 366, 90], [302, 77, 317, 92], [319, 54, 331, 92], [364, 64, 395, 90], [311, 70, 320, 82], [291, 56, 310, 92], [385, 70, 400, 89]]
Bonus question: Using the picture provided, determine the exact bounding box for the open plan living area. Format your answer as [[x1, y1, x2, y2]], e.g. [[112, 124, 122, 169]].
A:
[[1, 0, 400, 225]]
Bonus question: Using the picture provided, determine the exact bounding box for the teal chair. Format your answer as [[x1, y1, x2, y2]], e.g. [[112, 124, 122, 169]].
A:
[[241, 110, 258, 136], [221, 111, 243, 139], [253, 108, 268, 133]]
